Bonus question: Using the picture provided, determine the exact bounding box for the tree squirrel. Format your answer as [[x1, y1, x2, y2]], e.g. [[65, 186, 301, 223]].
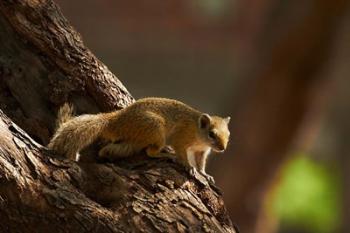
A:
[[48, 97, 230, 179]]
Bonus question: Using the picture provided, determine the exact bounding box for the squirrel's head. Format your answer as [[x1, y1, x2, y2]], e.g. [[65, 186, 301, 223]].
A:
[[198, 113, 231, 152]]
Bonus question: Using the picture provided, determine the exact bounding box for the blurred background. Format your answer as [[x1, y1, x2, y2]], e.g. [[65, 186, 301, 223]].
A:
[[55, 1, 350, 232]]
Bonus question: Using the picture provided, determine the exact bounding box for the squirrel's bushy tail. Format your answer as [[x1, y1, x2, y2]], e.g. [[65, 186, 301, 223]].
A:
[[48, 104, 113, 161], [55, 103, 74, 130]]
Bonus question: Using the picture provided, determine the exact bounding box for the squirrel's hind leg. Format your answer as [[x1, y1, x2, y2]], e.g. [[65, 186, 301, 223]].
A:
[[142, 116, 167, 158], [98, 142, 136, 160], [144, 130, 166, 158]]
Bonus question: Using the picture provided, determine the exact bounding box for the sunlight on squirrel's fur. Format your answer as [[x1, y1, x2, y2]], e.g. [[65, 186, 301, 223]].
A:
[[48, 97, 230, 179]]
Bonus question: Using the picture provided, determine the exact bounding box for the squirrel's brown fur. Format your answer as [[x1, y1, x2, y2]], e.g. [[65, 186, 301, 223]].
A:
[[48, 97, 230, 177], [55, 103, 74, 129]]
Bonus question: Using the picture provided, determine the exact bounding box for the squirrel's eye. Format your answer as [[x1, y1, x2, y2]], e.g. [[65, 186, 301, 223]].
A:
[[208, 131, 216, 140]]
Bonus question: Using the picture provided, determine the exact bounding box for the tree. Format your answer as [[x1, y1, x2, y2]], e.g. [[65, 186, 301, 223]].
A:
[[0, 1, 237, 232]]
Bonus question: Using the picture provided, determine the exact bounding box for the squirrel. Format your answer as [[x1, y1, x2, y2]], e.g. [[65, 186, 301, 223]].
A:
[[48, 97, 230, 180]]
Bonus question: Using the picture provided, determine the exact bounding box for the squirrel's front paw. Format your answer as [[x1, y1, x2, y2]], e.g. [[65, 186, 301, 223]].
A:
[[204, 174, 215, 184], [187, 168, 215, 184], [199, 171, 215, 184], [188, 167, 198, 177]]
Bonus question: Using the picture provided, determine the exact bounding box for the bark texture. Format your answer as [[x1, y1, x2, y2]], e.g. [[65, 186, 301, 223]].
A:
[[0, 0, 134, 145], [0, 110, 233, 232], [0, 0, 236, 232]]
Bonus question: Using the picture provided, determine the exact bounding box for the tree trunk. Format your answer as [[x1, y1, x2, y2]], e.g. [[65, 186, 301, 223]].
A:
[[0, 1, 236, 232]]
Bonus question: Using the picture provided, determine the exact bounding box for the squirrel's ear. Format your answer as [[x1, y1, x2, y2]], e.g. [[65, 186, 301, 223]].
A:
[[224, 116, 231, 124], [199, 113, 211, 129]]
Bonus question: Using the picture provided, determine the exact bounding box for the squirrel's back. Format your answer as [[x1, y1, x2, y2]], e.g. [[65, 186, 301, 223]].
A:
[[125, 97, 201, 122]]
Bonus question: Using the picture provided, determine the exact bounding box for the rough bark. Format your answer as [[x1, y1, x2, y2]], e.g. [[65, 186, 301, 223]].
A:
[[0, 111, 234, 232], [0, 0, 134, 145], [0, 0, 236, 232]]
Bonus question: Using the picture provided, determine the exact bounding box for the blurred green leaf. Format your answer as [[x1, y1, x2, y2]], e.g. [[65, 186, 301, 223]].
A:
[[272, 154, 341, 233]]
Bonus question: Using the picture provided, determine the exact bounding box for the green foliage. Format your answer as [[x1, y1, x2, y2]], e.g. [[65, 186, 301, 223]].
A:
[[272, 154, 341, 233]]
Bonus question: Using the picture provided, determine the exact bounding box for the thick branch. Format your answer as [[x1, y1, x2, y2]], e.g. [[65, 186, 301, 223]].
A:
[[0, 0, 236, 232], [0, 0, 134, 110], [0, 0, 134, 144], [0, 110, 235, 232]]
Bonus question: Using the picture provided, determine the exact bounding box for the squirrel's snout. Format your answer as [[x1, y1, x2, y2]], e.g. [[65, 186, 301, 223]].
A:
[[213, 142, 226, 152]]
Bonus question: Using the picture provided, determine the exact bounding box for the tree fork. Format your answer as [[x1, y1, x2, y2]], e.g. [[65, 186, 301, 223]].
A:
[[0, 0, 237, 232]]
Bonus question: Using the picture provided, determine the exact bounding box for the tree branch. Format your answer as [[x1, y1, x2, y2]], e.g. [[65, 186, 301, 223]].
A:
[[0, 0, 134, 110], [0, 0, 134, 144], [0, 0, 236, 232], [0, 110, 234, 232]]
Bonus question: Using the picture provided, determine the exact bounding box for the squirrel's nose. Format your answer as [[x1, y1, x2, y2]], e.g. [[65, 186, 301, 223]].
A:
[[216, 143, 225, 151]]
